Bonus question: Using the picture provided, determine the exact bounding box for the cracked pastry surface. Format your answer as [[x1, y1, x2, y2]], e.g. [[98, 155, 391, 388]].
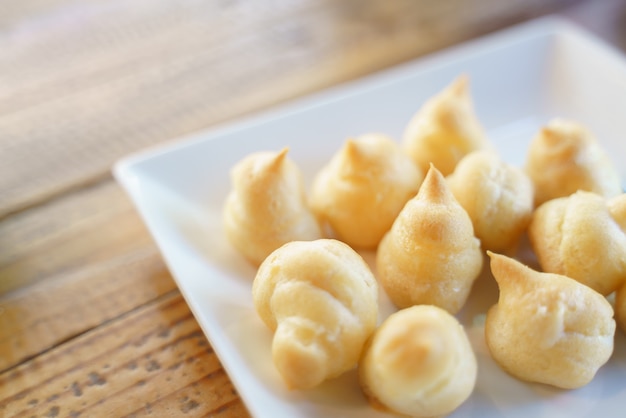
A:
[[359, 305, 477, 417], [485, 252, 615, 389], [447, 150, 534, 252], [402, 75, 490, 176], [310, 133, 423, 249], [525, 119, 622, 206], [376, 165, 483, 313], [223, 148, 323, 266], [252, 239, 378, 389], [528, 190, 626, 296]]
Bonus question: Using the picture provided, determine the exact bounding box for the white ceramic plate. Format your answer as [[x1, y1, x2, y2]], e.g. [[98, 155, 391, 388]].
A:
[[114, 16, 626, 418]]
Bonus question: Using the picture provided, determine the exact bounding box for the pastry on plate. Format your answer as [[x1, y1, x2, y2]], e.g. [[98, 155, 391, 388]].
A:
[[525, 119, 622, 206], [528, 190, 626, 296], [485, 252, 615, 389], [402, 75, 490, 176], [447, 150, 534, 252], [359, 305, 477, 417], [223, 148, 323, 266], [310, 133, 423, 249], [376, 165, 483, 313], [252, 239, 378, 389]]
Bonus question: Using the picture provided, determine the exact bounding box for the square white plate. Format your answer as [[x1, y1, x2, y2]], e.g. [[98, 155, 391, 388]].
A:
[[114, 16, 626, 418]]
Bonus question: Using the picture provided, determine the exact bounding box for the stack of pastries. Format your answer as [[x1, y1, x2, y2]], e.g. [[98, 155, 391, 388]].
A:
[[222, 76, 625, 416]]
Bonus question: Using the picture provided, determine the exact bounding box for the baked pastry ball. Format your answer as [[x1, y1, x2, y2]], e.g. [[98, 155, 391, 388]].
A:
[[402, 75, 490, 176], [525, 119, 622, 206], [223, 148, 323, 266], [447, 150, 534, 252], [485, 252, 615, 389], [528, 190, 626, 296], [309, 134, 423, 249], [376, 165, 483, 313], [252, 239, 378, 389], [359, 305, 477, 417]]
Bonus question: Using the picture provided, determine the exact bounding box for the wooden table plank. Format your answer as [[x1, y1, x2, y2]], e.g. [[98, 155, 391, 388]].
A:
[[0, 181, 156, 294], [0, 245, 175, 373], [0, 0, 574, 218], [2, 1, 625, 417], [0, 292, 249, 417], [0, 179, 178, 371]]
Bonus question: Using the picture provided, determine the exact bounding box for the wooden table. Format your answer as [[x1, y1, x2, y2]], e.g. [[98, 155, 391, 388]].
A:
[[1, 0, 624, 416]]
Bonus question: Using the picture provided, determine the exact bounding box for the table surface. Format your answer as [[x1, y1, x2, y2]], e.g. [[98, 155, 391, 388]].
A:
[[1, 0, 625, 417]]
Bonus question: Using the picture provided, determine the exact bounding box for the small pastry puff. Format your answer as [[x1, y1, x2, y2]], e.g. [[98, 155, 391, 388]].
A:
[[359, 305, 477, 417], [403, 75, 490, 176], [528, 190, 626, 296], [376, 165, 483, 313], [447, 150, 534, 252], [252, 239, 378, 389], [223, 148, 323, 266], [309, 133, 423, 249], [485, 252, 615, 389], [525, 119, 622, 206]]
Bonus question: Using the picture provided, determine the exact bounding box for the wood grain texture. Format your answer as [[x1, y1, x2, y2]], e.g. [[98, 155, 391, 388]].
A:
[[0, 181, 156, 294], [0, 244, 175, 373], [0, 0, 575, 218], [2, 1, 622, 417], [0, 292, 249, 417], [0, 180, 177, 371]]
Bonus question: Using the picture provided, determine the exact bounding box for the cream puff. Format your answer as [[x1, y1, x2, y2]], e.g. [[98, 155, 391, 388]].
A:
[[447, 150, 534, 252], [525, 119, 622, 206], [223, 148, 323, 266], [252, 239, 378, 389], [528, 190, 626, 296], [403, 75, 490, 176], [485, 252, 615, 389], [359, 305, 477, 417], [376, 165, 483, 313], [310, 133, 423, 249]]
